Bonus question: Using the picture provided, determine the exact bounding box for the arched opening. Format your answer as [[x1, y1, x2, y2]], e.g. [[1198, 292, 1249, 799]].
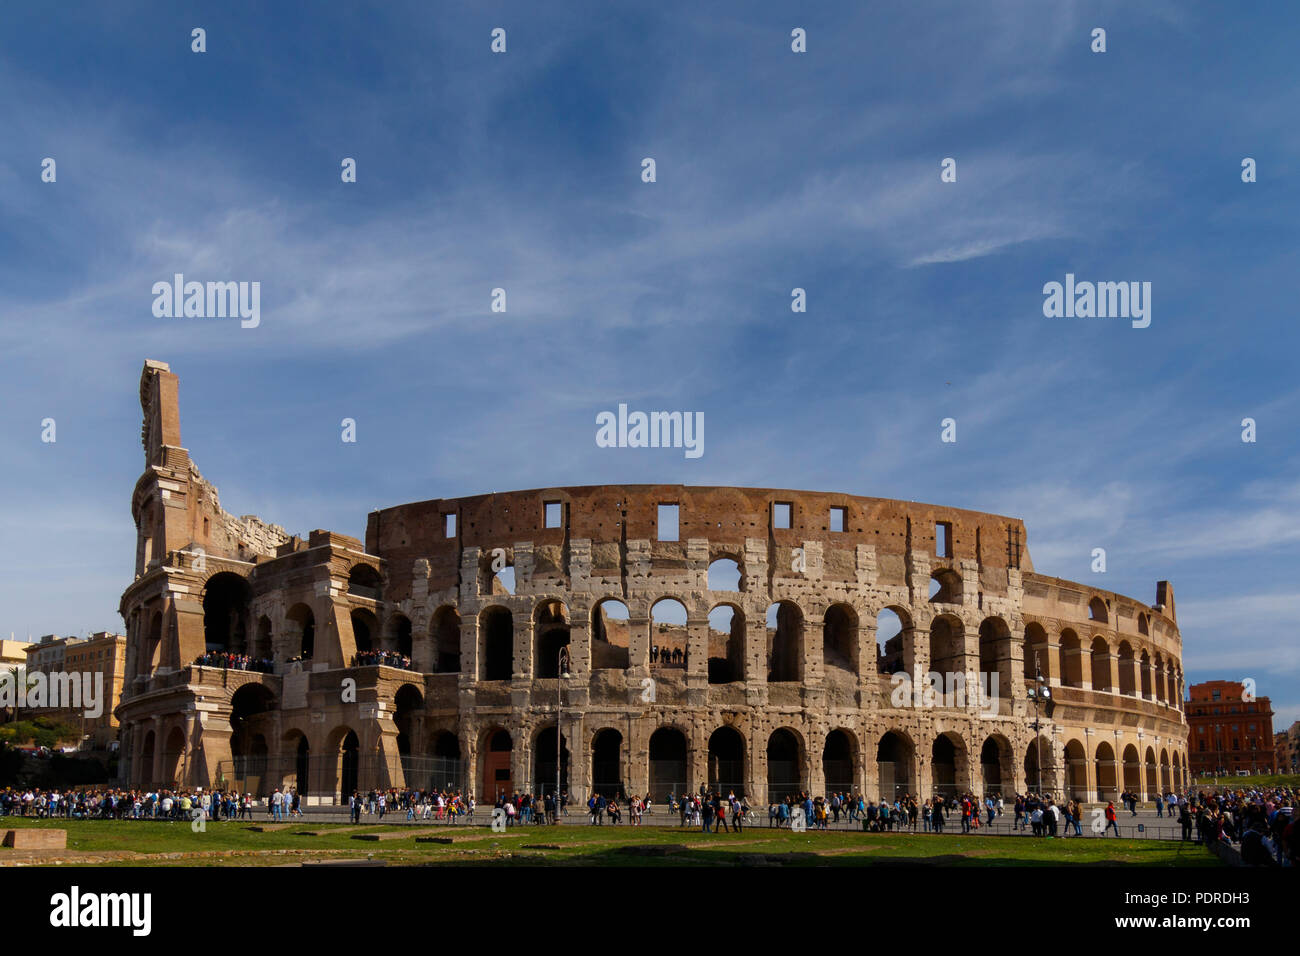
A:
[[591, 729, 623, 798], [590, 599, 630, 670], [766, 602, 804, 682], [875, 607, 907, 674], [1160, 749, 1171, 794], [1064, 739, 1088, 800], [1023, 622, 1050, 685], [1023, 736, 1056, 796], [1144, 747, 1157, 800], [478, 607, 514, 681], [766, 729, 803, 801], [350, 608, 378, 657], [1138, 612, 1149, 635], [707, 557, 742, 592], [1095, 742, 1117, 802], [138, 730, 156, 787], [253, 615, 272, 661], [1139, 651, 1152, 700], [482, 553, 515, 596], [1088, 596, 1108, 623], [708, 726, 746, 797], [1117, 642, 1136, 696], [931, 734, 963, 799], [1090, 636, 1112, 692], [534, 600, 571, 678], [650, 598, 688, 669], [347, 563, 382, 598], [386, 613, 413, 659], [162, 726, 186, 785], [1122, 744, 1141, 796], [980, 735, 1011, 797], [291, 734, 309, 797], [394, 684, 423, 781], [340, 730, 360, 798], [431, 605, 461, 673], [978, 617, 1013, 702], [877, 731, 913, 802], [285, 604, 315, 662], [823, 729, 855, 795], [144, 612, 163, 674], [428, 730, 463, 792], [929, 614, 965, 674], [929, 568, 961, 604], [229, 684, 275, 784], [648, 727, 687, 802], [822, 603, 858, 676], [1059, 629, 1082, 688], [481, 729, 512, 800], [1153, 655, 1166, 704], [533, 725, 569, 798], [201, 572, 252, 655], [707, 605, 744, 684]]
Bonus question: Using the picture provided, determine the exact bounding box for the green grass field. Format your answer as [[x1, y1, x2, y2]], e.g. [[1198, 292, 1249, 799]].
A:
[[1190, 773, 1300, 789], [0, 818, 1221, 867]]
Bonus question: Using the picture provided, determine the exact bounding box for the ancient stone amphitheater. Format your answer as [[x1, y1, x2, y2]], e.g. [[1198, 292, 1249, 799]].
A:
[[117, 361, 1190, 805]]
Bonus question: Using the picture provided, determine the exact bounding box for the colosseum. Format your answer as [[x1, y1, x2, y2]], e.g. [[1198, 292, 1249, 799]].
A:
[[116, 360, 1190, 806]]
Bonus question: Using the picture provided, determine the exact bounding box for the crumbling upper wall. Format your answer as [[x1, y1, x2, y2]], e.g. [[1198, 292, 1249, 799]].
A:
[[366, 484, 1033, 600], [134, 361, 290, 570]]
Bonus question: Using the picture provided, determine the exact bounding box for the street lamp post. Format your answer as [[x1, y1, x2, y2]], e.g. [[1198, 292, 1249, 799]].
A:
[[556, 646, 570, 823], [1026, 652, 1051, 797]]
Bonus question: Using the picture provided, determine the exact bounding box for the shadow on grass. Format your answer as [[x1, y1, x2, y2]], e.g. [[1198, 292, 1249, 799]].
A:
[[418, 842, 1219, 868]]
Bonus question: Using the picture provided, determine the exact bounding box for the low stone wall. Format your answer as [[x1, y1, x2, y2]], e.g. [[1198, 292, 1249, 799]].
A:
[[2, 828, 68, 849]]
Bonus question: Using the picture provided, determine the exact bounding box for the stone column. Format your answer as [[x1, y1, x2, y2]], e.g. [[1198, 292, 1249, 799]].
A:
[[567, 715, 588, 799], [688, 723, 707, 797], [1059, 643, 1087, 690], [512, 613, 531, 681], [568, 613, 591, 682], [808, 729, 825, 797], [685, 614, 709, 683], [745, 611, 768, 705], [1044, 633, 1062, 688], [150, 715, 165, 786]]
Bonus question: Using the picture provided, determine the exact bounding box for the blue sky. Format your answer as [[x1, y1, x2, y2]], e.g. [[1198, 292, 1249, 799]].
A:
[[2, 2, 1298, 728]]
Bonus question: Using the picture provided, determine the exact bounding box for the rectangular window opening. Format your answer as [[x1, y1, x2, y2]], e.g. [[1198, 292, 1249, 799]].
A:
[[829, 507, 845, 533], [444, 513, 457, 538], [936, 522, 953, 558], [657, 504, 679, 542], [544, 501, 563, 529], [773, 502, 792, 530]]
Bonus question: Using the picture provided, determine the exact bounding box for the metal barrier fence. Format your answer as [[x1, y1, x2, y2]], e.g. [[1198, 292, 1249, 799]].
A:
[[215, 754, 467, 801]]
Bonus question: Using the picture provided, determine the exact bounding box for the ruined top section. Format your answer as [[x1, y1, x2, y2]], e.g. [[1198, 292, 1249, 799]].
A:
[[140, 360, 181, 468], [366, 484, 1034, 591]]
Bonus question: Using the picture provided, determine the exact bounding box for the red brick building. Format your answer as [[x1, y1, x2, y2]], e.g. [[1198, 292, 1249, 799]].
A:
[[1186, 680, 1276, 776]]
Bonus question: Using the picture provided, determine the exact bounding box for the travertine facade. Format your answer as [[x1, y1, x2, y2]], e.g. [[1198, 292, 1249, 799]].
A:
[[117, 361, 1190, 804]]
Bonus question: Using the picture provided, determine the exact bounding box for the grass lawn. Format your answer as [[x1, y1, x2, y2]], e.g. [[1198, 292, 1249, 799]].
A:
[[0, 818, 1221, 867], [1190, 773, 1300, 789]]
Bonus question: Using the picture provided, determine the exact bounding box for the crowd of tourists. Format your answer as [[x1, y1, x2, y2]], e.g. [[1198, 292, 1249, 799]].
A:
[[0, 785, 266, 820], [346, 787, 475, 823], [193, 651, 274, 672], [485, 790, 575, 826], [6, 775, 1292, 866], [1177, 784, 1298, 866], [659, 790, 753, 830], [351, 650, 413, 669]]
